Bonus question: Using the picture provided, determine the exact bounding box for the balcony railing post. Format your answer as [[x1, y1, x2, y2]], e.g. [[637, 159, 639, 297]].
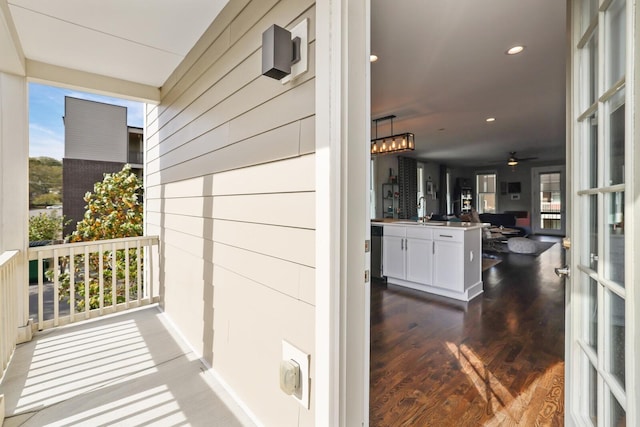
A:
[[69, 247, 75, 319], [53, 248, 59, 327], [111, 242, 117, 309], [83, 246, 90, 320], [1, 250, 20, 380], [37, 252, 44, 329], [98, 244, 104, 314], [125, 241, 130, 308]]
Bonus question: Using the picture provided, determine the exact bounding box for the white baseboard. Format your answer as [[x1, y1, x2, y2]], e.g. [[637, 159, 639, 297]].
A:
[[156, 309, 263, 427], [16, 319, 33, 344], [201, 360, 265, 427]]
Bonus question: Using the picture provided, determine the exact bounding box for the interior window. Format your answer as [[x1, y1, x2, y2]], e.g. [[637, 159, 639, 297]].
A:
[[476, 173, 497, 213]]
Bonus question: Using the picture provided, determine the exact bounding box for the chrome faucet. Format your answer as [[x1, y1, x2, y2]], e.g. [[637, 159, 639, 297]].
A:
[[417, 196, 427, 222]]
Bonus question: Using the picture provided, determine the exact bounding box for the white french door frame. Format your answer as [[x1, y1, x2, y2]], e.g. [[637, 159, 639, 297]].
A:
[[567, 0, 638, 425]]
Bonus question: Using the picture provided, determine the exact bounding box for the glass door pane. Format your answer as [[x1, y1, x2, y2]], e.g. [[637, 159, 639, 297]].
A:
[[581, 194, 599, 271], [605, 0, 626, 87], [607, 290, 625, 389], [604, 192, 624, 286], [606, 92, 625, 186]]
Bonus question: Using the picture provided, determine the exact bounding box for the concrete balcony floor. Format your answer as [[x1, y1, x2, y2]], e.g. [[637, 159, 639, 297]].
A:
[[0, 306, 256, 427]]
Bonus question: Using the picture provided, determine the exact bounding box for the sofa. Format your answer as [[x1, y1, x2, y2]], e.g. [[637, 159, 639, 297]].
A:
[[478, 213, 529, 237]]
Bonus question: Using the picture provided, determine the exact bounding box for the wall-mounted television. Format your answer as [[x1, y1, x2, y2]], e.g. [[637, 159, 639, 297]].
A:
[[507, 182, 521, 193]]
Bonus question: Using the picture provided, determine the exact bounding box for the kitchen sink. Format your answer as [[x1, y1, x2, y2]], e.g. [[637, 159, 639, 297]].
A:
[[393, 221, 446, 226]]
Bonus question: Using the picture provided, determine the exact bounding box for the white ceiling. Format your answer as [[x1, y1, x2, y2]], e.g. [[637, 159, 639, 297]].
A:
[[6, 0, 229, 87], [371, 0, 567, 167]]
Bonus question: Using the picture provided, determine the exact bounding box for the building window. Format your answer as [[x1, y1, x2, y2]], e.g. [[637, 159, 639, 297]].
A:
[[476, 172, 497, 213]]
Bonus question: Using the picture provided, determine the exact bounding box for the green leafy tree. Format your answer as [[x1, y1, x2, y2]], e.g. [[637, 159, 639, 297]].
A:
[[56, 165, 144, 311], [32, 193, 62, 208], [29, 211, 64, 241], [69, 164, 143, 242], [29, 157, 62, 207]]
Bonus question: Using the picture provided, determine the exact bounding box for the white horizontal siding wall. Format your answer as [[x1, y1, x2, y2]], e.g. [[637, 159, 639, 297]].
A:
[[145, 1, 316, 425], [65, 97, 127, 162]]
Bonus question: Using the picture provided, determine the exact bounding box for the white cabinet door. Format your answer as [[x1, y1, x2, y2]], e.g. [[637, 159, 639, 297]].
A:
[[382, 235, 405, 279], [433, 240, 463, 291], [406, 237, 432, 285]]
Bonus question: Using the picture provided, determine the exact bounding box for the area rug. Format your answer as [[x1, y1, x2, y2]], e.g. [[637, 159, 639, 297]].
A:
[[483, 240, 556, 256], [482, 258, 502, 271]]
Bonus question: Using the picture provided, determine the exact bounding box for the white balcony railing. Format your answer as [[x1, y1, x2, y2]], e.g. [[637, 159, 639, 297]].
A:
[[27, 236, 159, 331], [0, 249, 19, 381]]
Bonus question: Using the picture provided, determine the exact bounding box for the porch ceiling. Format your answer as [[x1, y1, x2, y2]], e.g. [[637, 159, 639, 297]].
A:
[[3, 0, 229, 88]]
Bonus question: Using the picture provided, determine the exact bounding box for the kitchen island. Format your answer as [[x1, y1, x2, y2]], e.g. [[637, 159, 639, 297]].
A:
[[372, 220, 483, 301]]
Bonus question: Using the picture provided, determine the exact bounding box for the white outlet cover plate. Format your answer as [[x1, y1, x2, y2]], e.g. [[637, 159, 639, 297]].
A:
[[281, 18, 308, 84], [282, 340, 310, 408]]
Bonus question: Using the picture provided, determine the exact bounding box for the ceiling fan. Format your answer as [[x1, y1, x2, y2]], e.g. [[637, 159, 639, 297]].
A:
[[506, 151, 538, 166]]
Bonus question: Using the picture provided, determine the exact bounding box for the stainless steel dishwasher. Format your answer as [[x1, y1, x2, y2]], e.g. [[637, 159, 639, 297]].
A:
[[371, 224, 383, 279]]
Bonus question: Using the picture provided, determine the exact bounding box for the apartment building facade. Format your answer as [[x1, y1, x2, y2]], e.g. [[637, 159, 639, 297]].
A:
[[63, 97, 143, 235]]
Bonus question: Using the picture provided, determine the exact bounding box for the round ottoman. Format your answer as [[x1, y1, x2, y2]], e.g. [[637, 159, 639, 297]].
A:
[[507, 237, 537, 254]]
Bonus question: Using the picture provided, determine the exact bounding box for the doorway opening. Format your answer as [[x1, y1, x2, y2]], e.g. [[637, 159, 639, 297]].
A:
[[368, 1, 568, 424]]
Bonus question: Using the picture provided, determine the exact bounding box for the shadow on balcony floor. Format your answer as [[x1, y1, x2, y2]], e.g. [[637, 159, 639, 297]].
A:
[[0, 306, 256, 427]]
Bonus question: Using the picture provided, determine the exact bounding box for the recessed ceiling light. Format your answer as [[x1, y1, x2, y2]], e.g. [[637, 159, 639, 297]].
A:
[[506, 45, 525, 55], [370, 54, 378, 62], [486, 117, 496, 122]]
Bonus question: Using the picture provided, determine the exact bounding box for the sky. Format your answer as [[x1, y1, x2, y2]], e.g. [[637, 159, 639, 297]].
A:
[[29, 83, 145, 160]]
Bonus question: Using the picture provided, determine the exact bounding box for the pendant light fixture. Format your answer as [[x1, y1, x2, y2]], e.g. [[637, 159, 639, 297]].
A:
[[371, 115, 415, 155]]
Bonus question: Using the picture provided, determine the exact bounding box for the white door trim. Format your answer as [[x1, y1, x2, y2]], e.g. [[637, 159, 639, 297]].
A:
[[315, 1, 371, 426]]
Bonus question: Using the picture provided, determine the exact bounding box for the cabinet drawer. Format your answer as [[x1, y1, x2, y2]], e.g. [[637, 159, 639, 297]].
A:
[[406, 227, 433, 240], [383, 225, 406, 237], [433, 229, 464, 243]]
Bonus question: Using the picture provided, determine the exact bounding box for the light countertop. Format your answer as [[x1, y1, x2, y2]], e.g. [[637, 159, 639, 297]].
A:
[[371, 219, 484, 231]]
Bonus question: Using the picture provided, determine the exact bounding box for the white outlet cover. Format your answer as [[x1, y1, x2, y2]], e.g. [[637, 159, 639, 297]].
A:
[[281, 18, 308, 84], [282, 340, 310, 408]]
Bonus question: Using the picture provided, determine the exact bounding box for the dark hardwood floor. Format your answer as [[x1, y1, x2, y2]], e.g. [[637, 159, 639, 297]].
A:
[[370, 235, 565, 426]]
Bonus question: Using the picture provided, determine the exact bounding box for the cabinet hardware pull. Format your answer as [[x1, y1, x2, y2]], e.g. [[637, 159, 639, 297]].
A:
[[439, 234, 453, 238], [401, 239, 404, 250]]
